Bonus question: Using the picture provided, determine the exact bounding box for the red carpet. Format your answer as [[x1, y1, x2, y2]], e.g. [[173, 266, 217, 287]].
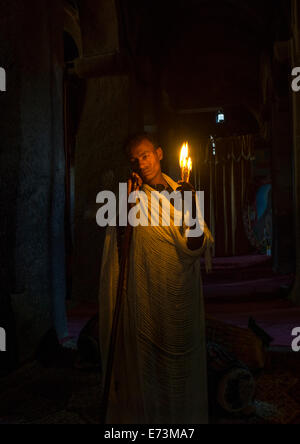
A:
[[67, 255, 296, 348], [204, 255, 296, 347]]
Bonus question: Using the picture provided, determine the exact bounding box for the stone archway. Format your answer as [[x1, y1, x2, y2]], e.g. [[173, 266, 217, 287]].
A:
[[64, 1, 83, 58]]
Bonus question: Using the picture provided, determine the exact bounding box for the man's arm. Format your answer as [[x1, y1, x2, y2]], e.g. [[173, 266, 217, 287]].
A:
[[177, 181, 205, 251]]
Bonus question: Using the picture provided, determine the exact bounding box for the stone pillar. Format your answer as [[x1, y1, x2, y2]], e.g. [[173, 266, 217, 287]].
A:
[[73, 75, 133, 302], [290, 0, 300, 303], [72, 0, 142, 302], [271, 58, 295, 274], [0, 0, 67, 366], [0, 0, 20, 373]]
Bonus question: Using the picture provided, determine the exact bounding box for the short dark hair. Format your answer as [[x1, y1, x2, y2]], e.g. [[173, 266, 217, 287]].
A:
[[124, 132, 158, 158]]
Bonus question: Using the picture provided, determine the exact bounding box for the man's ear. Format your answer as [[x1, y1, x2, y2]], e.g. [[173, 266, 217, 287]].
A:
[[156, 147, 163, 161]]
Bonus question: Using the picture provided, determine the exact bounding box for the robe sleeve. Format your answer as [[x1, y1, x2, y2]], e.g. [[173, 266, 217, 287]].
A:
[[173, 221, 215, 273]]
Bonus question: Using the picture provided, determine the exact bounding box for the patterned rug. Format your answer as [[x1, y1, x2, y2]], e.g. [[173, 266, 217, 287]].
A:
[[0, 347, 300, 424], [0, 348, 102, 425], [252, 350, 300, 424]]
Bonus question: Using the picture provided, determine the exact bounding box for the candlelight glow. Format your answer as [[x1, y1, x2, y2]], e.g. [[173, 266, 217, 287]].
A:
[[180, 142, 192, 182], [180, 142, 188, 168]]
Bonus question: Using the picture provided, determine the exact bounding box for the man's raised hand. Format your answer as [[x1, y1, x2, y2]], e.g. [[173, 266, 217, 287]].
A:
[[128, 172, 143, 196]]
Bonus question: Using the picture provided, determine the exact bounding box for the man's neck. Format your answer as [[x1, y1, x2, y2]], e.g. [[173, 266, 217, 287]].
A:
[[146, 172, 168, 188]]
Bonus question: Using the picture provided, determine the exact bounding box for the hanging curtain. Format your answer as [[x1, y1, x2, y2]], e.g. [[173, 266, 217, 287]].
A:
[[201, 135, 255, 257]]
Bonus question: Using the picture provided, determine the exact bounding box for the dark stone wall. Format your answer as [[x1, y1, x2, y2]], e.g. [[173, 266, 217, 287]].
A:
[[0, 0, 67, 366], [271, 93, 295, 274], [72, 0, 143, 303], [73, 75, 135, 302], [290, 0, 300, 303], [78, 0, 120, 56], [0, 0, 21, 373]]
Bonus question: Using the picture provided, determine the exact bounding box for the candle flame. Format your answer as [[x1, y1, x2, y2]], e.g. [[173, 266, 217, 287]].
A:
[[180, 142, 192, 172]]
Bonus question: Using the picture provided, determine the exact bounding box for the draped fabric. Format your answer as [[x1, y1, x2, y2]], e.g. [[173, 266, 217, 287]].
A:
[[202, 135, 255, 257], [99, 174, 214, 424]]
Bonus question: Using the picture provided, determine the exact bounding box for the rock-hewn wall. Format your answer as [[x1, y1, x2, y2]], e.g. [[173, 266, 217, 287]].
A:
[[73, 75, 133, 301], [0, 0, 67, 367], [72, 0, 143, 302]]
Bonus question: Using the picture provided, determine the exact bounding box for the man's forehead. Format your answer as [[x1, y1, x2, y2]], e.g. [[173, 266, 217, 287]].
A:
[[130, 140, 155, 157]]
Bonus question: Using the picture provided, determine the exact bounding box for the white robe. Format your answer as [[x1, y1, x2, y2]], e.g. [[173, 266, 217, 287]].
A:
[[99, 174, 214, 424]]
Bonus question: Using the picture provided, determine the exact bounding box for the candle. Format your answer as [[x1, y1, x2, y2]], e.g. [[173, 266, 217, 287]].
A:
[[180, 142, 193, 183]]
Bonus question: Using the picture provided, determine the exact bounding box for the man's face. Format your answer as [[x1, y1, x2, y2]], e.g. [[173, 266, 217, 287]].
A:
[[129, 139, 163, 184]]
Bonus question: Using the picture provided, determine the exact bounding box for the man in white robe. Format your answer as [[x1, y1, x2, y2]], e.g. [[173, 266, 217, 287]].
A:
[[99, 134, 214, 424]]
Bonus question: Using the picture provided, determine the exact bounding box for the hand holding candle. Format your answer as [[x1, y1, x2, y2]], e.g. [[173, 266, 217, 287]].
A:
[[180, 142, 192, 183], [178, 142, 203, 250]]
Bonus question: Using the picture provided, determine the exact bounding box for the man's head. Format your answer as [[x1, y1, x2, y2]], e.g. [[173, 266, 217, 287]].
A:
[[125, 133, 164, 186]]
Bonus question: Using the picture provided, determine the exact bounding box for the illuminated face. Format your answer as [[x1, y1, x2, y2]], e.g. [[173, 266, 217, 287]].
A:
[[129, 139, 163, 184]]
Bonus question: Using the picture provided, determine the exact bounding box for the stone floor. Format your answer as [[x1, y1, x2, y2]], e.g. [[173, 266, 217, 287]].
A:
[[1, 254, 298, 424], [0, 346, 102, 424], [1, 345, 300, 424]]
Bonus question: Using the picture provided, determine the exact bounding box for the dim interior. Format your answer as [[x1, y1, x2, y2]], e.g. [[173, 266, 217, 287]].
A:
[[1, 0, 300, 425]]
